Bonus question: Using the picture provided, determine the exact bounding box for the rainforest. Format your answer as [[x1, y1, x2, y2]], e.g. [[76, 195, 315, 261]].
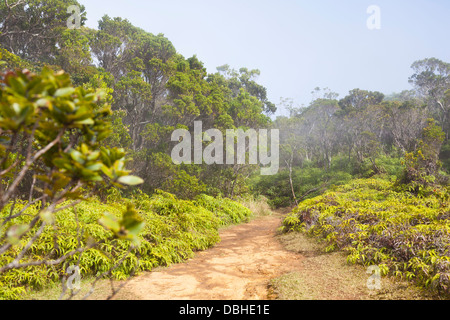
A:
[[0, 0, 449, 302]]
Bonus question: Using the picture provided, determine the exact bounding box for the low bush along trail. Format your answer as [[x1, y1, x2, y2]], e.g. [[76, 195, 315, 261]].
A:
[[281, 177, 450, 297], [0, 190, 252, 300]]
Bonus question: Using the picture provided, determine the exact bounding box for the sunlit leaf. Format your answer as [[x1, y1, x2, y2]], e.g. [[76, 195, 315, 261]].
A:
[[117, 175, 144, 186]]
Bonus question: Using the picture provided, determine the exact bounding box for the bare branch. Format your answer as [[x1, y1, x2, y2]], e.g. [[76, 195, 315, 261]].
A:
[[1, 195, 46, 227], [81, 245, 135, 300], [0, 243, 97, 273], [0, 213, 41, 255]]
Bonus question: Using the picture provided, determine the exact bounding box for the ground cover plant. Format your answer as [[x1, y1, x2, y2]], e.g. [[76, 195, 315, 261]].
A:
[[0, 190, 252, 300], [1, 0, 449, 302], [281, 177, 450, 297], [0, 66, 252, 300]]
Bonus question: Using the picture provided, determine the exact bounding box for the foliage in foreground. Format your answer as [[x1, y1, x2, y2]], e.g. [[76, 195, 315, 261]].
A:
[[281, 178, 450, 297], [0, 67, 147, 300], [0, 191, 252, 300]]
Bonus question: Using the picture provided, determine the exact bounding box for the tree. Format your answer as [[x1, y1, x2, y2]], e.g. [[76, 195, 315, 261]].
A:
[[89, 15, 140, 79], [301, 98, 340, 169], [0, 2, 277, 200], [214, 65, 276, 116], [0, 47, 33, 73], [382, 100, 428, 153], [55, 28, 96, 86], [401, 119, 446, 189], [0, 0, 87, 63], [114, 70, 152, 151], [338, 88, 384, 114], [409, 58, 450, 139]]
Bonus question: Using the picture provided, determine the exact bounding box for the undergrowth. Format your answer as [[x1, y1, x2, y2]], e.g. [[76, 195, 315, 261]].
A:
[[281, 177, 450, 297], [0, 190, 252, 300]]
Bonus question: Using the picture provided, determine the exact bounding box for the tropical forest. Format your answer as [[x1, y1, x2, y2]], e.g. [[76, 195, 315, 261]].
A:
[[0, 0, 449, 303]]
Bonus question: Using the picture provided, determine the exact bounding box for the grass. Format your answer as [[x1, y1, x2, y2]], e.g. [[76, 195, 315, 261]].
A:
[[22, 275, 126, 300], [238, 195, 273, 217]]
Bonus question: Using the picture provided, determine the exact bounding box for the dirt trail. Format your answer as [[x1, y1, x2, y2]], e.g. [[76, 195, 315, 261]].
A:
[[113, 214, 303, 300], [108, 212, 431, 301]]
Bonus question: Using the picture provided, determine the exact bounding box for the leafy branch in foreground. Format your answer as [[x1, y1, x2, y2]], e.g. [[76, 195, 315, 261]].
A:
[[0, 68, 143, 299]]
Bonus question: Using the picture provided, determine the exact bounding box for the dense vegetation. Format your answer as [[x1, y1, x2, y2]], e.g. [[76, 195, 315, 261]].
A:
[[0, 0, 273, 300], [253, 71, 450, 207], [0, 0, 449, 300], [257, 52, 450, 298], [278, 117, 450, 297], [0, 0, 276, 199], [282, 178, 450, 296], [0, 191, 251, 299]]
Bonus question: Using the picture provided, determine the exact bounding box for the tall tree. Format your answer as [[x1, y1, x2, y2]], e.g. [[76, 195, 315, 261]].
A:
[[338, 88, 384, 114], [409, 58, 450, 139], [0, 0, 87, 63]]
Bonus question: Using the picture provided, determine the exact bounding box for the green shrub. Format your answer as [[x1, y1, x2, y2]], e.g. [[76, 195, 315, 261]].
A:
[[194, 194, 252, 226], [359, 154, 404, 178], [440, 140, 450, 173], [282, 177, 450, 297], [251, 165, 353, 208], [0, 191, 251, 300], [0, 67, 144, 299], [399, 119, 446, 190]]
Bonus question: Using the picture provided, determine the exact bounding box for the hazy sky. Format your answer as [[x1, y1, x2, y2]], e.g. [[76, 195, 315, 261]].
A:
[[78, 0, 450, 116]]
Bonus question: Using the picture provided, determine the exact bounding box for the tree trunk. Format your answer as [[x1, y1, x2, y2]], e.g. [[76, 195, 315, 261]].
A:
[[286, 155, 298, 206]]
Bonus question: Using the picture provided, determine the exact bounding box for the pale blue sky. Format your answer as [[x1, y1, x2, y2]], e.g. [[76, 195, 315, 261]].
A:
[[78, 0, 450, 116]]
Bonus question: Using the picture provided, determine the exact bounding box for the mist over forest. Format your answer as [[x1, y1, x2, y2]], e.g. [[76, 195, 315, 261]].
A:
[[0, 1, 449, 302]]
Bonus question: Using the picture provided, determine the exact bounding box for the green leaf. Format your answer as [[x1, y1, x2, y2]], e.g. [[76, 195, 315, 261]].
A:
[[36, 98, 51, 108], [127, 221, 145, 237], [40, 209, 55, 224], [86, 163, 103, 171], [70, 150, 84, 164], [99, 213, 120, 233], [80, 143, 89, 155], [100, 165, 114, 179], [124, 223, 144, 245], [54, 87, 75, 98], [87, 151, 100, 161], [74, 118, 95, 125], [6, 225, 28, 245], [117, 175, 144, 186]]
